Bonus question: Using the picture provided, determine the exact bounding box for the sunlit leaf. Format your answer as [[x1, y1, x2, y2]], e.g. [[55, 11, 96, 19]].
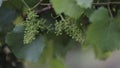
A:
[[76, 0, 93, 8], [89, 7, 109, 23], [86, 7, 120, 60], [50, 0, 84, 19], [13, 16, 23, 25]]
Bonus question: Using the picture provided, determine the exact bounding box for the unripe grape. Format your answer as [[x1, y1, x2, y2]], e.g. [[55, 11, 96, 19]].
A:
[[54, 16, 85, 43], [23, 10, 46, 44]]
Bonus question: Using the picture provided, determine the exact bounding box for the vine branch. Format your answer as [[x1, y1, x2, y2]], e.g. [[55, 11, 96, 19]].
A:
[[107, 4, 113, 18], [24, 1, 120, 18], [21, 0, 29, 8], [92, 2, 120, 5], [92, 2, 120, 18], [31, 0, 52, 14], [36, 5, 52, 14], [31, 0, 43, 10], [35, 1, 120, 15]]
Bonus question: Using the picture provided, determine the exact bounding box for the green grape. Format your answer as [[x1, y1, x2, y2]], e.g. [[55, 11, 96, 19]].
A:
[[55, 16, 85, 43], [23, 10, 46, 44], [55, 21, 64, 35]]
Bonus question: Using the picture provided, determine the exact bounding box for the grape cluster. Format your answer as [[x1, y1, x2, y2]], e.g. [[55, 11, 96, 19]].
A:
[[23, 10, 46, 44], [55, 16, 85, 43]]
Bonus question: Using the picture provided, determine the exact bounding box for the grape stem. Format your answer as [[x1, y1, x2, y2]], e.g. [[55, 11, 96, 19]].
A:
[[107, 4, 113, 18], [92, 2, 120, 18], [31, 0, 43, 10], [21, 0, 30, 9], [31, 0, 52, 10], [36, 4, 52, 14]]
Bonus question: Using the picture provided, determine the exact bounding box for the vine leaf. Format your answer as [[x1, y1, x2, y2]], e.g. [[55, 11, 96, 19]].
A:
[[0, 8, 17, 32], [25, 0, 40, 7], [50, 0, 84, 19], [21, 36, 45, 62], [115, 10, 120, 29], [0, 8, 17, 43], [89, 7, 109, 23], [76, 0, 93, 8], [13, 16, 23, 25], [5, 25, 45, 62], [0, 0, 2, 7], [86, 7, 120, 60], [5, 25, 24, 46], [5, 25, 24, 58], [39, 38, 54, 64], [50, 58, 66, 68], [2, 0, 23, 12]]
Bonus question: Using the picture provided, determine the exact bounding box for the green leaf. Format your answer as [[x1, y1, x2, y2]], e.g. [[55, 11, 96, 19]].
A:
[[5, 32, 23, 47], [0, 8, 17, 32], [84, 9, 94, 17], [76, 0, 93, 8], [115, 10, 120, 29], [13, 16, 23, 25], [0, 0, 2, 7], [52, 35, 70, 57], [89, 7, 109, 23], [50, 58, 66, 68], [50, 0, 84, 19], [6, 25, 45, 62], [0, 7, 17, 43], [13, 25, 24, 33], [94, 45, 111, 60], [86, 7, 120, 60], [2, 0, 23, 12], [5, 25, 24, 46], [5, 25, 24, 58], [39, 37, 54, 64], [25, 0, 39, 8], [24, 61, 45, 68], [21, 36, 45, 62]]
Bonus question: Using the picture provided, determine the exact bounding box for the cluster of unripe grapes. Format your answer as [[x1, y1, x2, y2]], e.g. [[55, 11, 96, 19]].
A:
[[23, 10, 46, 44], [55, 16, 85, 43]]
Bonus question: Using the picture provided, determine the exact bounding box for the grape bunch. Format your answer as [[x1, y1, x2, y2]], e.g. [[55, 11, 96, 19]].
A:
[[23, 10, 46, 44], [55, 16, 85, 43]]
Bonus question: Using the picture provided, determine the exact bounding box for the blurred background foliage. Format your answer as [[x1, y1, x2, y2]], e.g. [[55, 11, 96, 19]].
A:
[[1, 0, 120, 68]]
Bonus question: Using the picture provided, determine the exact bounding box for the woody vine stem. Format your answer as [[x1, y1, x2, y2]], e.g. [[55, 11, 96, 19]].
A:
[[22, 0, 120, 18]]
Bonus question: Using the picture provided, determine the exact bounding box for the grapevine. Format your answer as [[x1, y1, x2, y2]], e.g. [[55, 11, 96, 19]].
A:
[[55, 15, 85, 43], [2, 0, 120, 66], [23, 9, 46, 44]]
